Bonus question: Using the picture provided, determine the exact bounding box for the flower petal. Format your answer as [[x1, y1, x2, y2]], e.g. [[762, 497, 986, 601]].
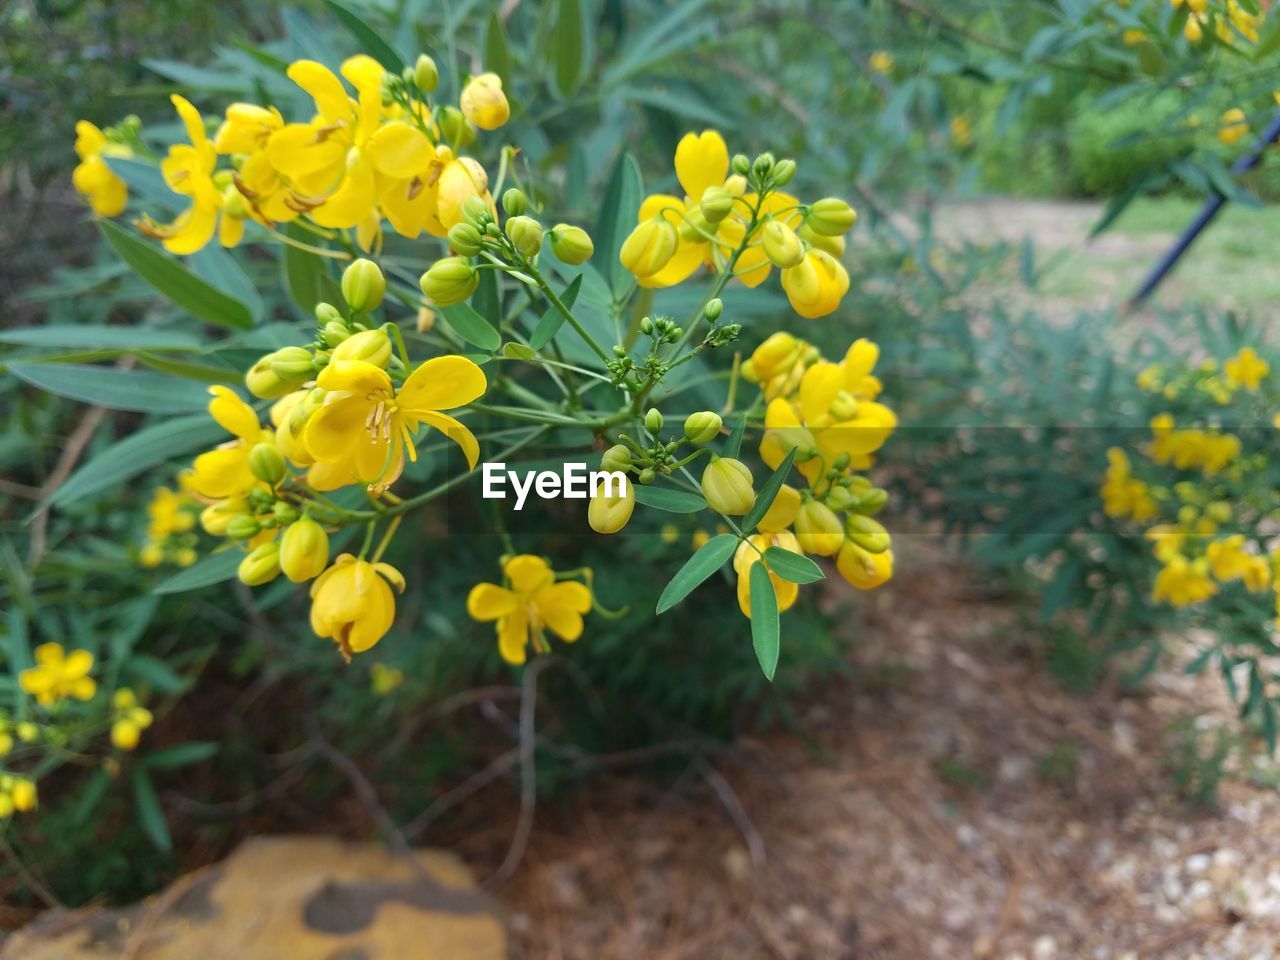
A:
[[504, 554, 554, 595], [419, 411, 480, 470], [398, 355, 488, 412], [367, 123, 434, 179], [287, 60, 352, 122], [674, 130, 728, 201], [498, 609, 529, 664], [467, 583, 518, 621]]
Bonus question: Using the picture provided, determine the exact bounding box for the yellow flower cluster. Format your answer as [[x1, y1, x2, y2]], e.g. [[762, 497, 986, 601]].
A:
[[18, 643, 96, 707], [0, 716, 38, 758], [82, 54, 509, 255], [72, 119, 133, 216], [1149, 413, 1241, 476], [467, 555, 594, 664], [139, 486, 198, 568], [110, 689, 154, 751], [619, 130, 856, 319], [1138, 348, 1268, 405], [1173, 0, 1266, 44], [0, 776, 37, 820], [1101, 448, 1157, 522]]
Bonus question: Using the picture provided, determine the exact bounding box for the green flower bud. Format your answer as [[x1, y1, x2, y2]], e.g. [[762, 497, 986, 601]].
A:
[[846, 514, 890, 553], [447, 222, 484, 257], [806, 197, 858, 236], [701, 456, 755, 516], [772, 158, 796, 186], [341, 258, 386, 313], [731, 153, 751, 176], [638, 467, 656, 485], [420, 257, 478, 306], [315, 302, 344, 326], [620, 217, 678, 278], [502, 187, 528, 216], [601, 444, 632, 473], [549, 224, 594, 265], [761, 220, 804, 268], [331, 328, 392, 368], [272, 501, 300, 524], [505, 215, 543, 258], [437, 106, 475, 146], [238, 541, 281, 587], [855, 488, 888, 516], [645, 408, 664, 435], [267, 346, 316, 384], [683, 411, 723, 445], [248, 442, 287, 485], [824, 485, 857, 512], [322, 321, 352, 348], [461, 193, 492, 229], [639, 316, 653, 335], [246, 354, 294, 399], [413, 53, 439, 92], [588, 477, 635, 534], [700, 186, 734, 224], [794, 500, 843, 556], [280, 517, 330, 583], [752, 152, 776, 180], [704, 298, 723, 321], [226, 514, 261, 540]]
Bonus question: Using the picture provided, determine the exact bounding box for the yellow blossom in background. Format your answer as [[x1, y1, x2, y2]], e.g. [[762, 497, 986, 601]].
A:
[[1123, 28, 1146, 44], [110, 689, 154, 751], [1153, 554, 1217, 606], [0, 777, 37, 818], [1224, 346, 1269, 391], [370, 663, 405, 696], [1218, 108, 1249, 146], [310, 554, 405, 658], [19, 644, 96, 707], [72, 120, 130, 216], [869, 51, 894, 74], [467, 555, 593, 664], [950, 115, 973, 148], [1101, 448, 1158, 522]]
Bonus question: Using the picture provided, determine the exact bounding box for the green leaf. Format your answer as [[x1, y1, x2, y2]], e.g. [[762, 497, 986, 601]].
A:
[[49, 413, 224, 508], [553, 0, 585, 95], [440, 302, 501, 352], [136, 353, 241, 384], [145, 742, 219, 768], [126, 654, 191, 694], [763, 547, 824, 584], [132, 768, 172, 852], [72, 769, 112, 826], [602, 0, 711, 86], [323, 0, 405, 71], [153, 550, 241, 595], [0, 326, 203, 351], [99, 220, 253, 330], [633, 484, 707, 513], [741, 447, 796, 532], [749, 562, 780, 681], [657, 533, 737, 613], [529, 275, 583, 349], [502, 342, 538, 360], [592, 152, 643, 299], [281, 223, 338, 318], [188, 245, 265, 323], [723, 413, 747, 459], [485, 10, 513, 83], [10, 363, 211, 413]]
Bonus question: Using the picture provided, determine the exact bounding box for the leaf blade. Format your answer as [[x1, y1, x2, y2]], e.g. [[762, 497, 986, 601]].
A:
[[657, 533, 737, 613], [749, 562, 780, 681]]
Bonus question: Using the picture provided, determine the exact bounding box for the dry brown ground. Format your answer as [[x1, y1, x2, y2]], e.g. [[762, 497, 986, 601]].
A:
[[464, 541, 1280, 960]]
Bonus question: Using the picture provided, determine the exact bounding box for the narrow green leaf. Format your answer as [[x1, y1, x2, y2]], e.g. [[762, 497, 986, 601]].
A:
[[126, 654, 192, 694], [10, 363, 211, 413], [749, 562, 780, 681], [553, 0, 585, 95], [657, 533, 737, 613], [633, 484, 707, 513], [742, 447, 796, 532], [50, 413, 223, 508], [153, 550, 241, 595], [99, 220, 253, 330], [763, 547, 824, 584], [485, 10, 512, 83], [440, 302, 501, 352], [323, 0, 405, 71], [145, 742, 219, 769], [137, 353, 240, 384], [0, 326, 202, 351], [71, 769, 112, 827], [529, 275, 583, 349], [132, 768, 172, 852], [723, 413, 747, 458], [188, 245, 265, 323]]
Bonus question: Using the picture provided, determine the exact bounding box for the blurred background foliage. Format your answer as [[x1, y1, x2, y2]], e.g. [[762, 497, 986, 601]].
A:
[[2, 0, 1279, 911]]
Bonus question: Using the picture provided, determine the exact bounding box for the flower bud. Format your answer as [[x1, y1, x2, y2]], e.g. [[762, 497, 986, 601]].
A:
[[460, 72, 509, 130], [280, 517, 330, 583], [461, 193, 493, 228], [549, 224, 594, 264], [798, 222, 845, 258], [700, 186, 734, 224], [420, 257, 478, 306], [806, 197, 858, 236], [704, 298, 723, 321], [447, 222, 484, 257], [320, 321, 350, 348], [701, 456, 755, 515], [683, 411, 722, 445], [757, 483, 801, 533], [601, 444, 631, 473], [505, 215, 543, 257], [620, 217, 678, 278], [437, 106, 476, 146], [246, 353, 295, 399], [16, 722, 37, 743], [846, 514, 890, 554], [413, 53, 439, 92], [273, 501, 300, 524], [267, 346, 317, 384], [637, 467, 656, 485], [794, 500, 843, 556], [331, 329, 392, 369], [772, 159, 796, 186], [10, 779, 36, 813], [588, 477, 635, 534], [836, 541, 893, 590], [203, 501, 248, 537], [731, 153, 751, 176], [341, 258, 386, 313], [724, 174, 748, 197], [416, 306, 435, 333], [502, 187, 528, 216], [645, 408, 664, 435], [238, 541, 281, 586], [824, 484, 857, 512], [315, 302, 344, 326], [854, 488, 888, 515], [762, 220, 804, 268], [248, 443, 287, 485], [752, 152, 776, 181]]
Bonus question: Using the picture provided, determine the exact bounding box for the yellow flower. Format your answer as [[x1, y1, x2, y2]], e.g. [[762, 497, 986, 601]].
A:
[[467, 555, 593, 664], [1224, 346, 1268, 391], [110, 688, 154, 751], [142, 96, 225, 254], [6, 779, 37, 815], [305, 356, 486, 493], [701, 456, 756, 515], [588, 476, 635, 533], [72, 120, 130, 216], [780, 248, 850, 319], [280, 517, 330, 582], [460, 72, 510, 130], [1153, 555, 1217, 606], [267, 56, 433, 230], [869, 51, 894, 74], [370, 662, 405, 696], [950, 115, 973, 148], [836, 541, 894, 590], [1218, 108, 1249, 147], [1122, 28, 1146, 44], [147, 486, 196, 537], [1101, 448, 1158, 522], [733, 532, 803, 618], [187, 386, 272, 500], [19, 643, 96, 707], [310, 554, 405, 658]]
